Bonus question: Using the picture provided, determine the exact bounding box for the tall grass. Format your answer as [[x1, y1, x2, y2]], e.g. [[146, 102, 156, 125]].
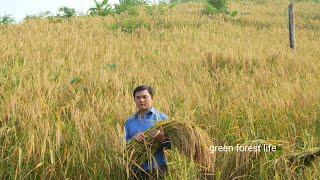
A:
[[0, 0, 320, 179]]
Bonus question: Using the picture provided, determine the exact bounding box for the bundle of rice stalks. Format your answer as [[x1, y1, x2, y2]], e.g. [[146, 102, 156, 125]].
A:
[[125, 120, 214, 174]]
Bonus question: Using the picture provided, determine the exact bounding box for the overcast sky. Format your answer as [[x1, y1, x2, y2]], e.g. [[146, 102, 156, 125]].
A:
[[0, 0, 119, 22]]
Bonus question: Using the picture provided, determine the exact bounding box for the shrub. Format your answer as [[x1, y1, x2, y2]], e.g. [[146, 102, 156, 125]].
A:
[[0, 14, 15, 25], [114, 0, 147, 15], [111, 17, 151, 33], [203, 0, 237, 16], [24, 11, 52, 21], [207, 0, 228, 12]]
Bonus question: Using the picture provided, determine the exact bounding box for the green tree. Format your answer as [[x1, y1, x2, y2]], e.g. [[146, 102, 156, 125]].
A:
[[58, 6, 76, 17], [0, 14, 15, 25], [89, 0, 113, 16]]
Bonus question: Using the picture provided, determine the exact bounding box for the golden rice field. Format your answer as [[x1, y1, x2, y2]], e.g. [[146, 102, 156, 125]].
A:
[[0, 0, 320, 179]]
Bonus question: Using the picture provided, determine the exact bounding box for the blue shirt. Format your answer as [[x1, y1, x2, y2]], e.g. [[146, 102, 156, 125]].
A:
[[125, 107, 169, 171]]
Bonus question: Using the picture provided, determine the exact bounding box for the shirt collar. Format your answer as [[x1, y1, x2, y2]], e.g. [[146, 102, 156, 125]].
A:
[[149, 107, 157, 115], [134, 107, 157, 118]]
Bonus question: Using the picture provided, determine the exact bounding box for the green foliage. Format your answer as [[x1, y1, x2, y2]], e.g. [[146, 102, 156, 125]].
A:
[[115, 5, 140, 16], [230, 10, 238, 17], [111, 17, 151, 33], [170, 0, 206, 3], [89, 0, 113, 16], [0, 14, 15, 25], [119, 0, 147, 6], [121, 18, 150, 33], [202, 4, 220, 14], [24, 15, 40, 21], [207, 0, 228, 13], [24, 11, 52, 21], [58, 6, 76, 17], [23, 11, 66, 23], [114, 0, 147, 15], [203, 0, 238, 17], [70, 77, 82, 85], [145, 4, 170, 17]]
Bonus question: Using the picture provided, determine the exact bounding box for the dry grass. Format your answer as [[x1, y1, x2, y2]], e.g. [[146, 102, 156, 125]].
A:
[[0, 0, 320, 179]]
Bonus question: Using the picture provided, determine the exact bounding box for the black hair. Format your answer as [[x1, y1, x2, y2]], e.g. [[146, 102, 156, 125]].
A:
[[133, 85, 154, 98]]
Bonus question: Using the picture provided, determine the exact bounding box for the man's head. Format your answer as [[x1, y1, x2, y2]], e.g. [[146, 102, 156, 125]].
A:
[[133, 85, 154, 112]]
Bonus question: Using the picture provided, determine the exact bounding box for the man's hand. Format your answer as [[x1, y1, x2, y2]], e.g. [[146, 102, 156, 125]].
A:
[[133, 132, 145, 143], [149, 128, 167, 143]]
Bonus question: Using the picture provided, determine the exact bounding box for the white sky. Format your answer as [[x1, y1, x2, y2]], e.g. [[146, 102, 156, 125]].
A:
[[0, 0, 119, 22]]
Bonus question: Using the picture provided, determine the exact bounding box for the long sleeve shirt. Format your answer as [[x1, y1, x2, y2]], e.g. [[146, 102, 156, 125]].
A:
[[124, 107, 170, 171]]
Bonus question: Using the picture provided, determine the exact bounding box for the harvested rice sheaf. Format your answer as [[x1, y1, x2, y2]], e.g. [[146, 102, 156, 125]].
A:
[[125, 120, 215, 172]]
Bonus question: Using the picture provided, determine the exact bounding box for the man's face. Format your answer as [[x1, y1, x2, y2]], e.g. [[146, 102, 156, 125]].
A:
[[134, 90, 153, 111]]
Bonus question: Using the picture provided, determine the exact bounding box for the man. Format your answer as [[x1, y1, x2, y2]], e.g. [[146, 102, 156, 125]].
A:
[[125, 85, 171, 179]]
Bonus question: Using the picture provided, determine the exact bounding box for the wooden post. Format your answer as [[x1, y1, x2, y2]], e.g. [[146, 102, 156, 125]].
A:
[[289, 3, 295, 49]]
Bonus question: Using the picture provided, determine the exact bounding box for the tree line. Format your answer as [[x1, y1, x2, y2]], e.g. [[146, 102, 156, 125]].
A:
[[0, 0, 235, 25]]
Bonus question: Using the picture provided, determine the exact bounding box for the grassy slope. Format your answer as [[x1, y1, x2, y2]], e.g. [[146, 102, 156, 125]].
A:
[[0, 0, 319, 179]]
